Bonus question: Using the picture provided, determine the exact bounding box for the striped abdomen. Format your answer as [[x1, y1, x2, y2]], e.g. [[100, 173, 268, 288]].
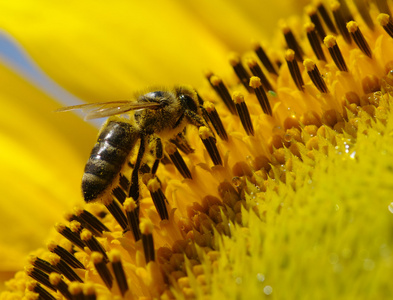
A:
[[82, 120, 139, 202]]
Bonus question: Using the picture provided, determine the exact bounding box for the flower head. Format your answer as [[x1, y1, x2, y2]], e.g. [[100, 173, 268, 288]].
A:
[[2, 0, 393, 299]]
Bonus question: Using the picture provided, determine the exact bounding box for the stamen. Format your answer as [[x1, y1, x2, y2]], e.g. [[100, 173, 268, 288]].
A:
[[246, 58, 273, 91], [305, 22, 327, 62], [208, 74, 237, 114], [203, 101, 229, 141], [48, 254, 83, 283], [303, 59, 329, 93], [80, 229, 108, 262], [123, 198, 141, 241], [147, 177, 169, 220], [347, 21, 372, 58], [199, 126, 222, 166], [305, 5, 326, 41], [353, 0, 374, 30], [324, 35, 348, 72], [54, 223, 85, 250], [317, 2, 337, 34], [378, 13, 393, 38], [49, 273, 72, 300], [119, 174, 130, 191], [228, 53, 253, 92], [26, 281, 56, 300], [83, 283, 97, 300], [376, 0, 391, 15], [249, 76, 273, 115], [112, 185, 127, 204], [251, 41, 278, 75], [25, 266, 56, 291], [165, 143, 192, 179], [69, 220, 82, 235], [103, 196, 128, 231], [232, 91, 254, 136], [91, 252, 113, 289], [281, 22, 304, 61], [74, 206, 110, 236], [331, 1, 352, 44], [68, 282, 84, 300], [47, 241, 85, 269], [109, 250, 129, 297], [285, 50, 304, 91], [140, 218, 155, 264], [28, 256, 59, 275]]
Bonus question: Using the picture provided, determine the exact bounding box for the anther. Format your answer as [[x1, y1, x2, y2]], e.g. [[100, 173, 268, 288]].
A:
[[25, 266, 56, 291], [83, 283, 97, 300], [147, 177, 169, 220], [26, 281, 56, 300], [232, 92, 254, 136], [331, 1, 352, 44], [376, 0, 391, 15], [103, 196, 128, 231], [112, 186, 127, 204], [209, 75, 237, 114], [324, 35, 348, 72], [317, 2, 337, 34], [305, 22, 327, 62], [55, 223, 85, 250], [251, 42, 278, 75], [229, 53, 253, 92], [68, 282, 84, 300], [73, 206, 110, 236], [119, 174, 130, 191], [285, 50, 305, 91], [109, 250, 129, 297], [28, 256, 59, 275], [378, 13, 393, 38], [347, 21, 372, 58], [249, 76, 273, 115], [353, 0, 374, 30], [80, 229, 108, 262], [303, 59, 329, 93], [281, 22, 304, 61], [165, 143, 192, 179], [123, 198, 141, 241], [69, 220, 83, 235], [305, 5, 326, 41], [246, 58, 273, 91], [47, 241, 85, 269], [49, 273, 72, 300], [48, 254, 83, 283], [203, 101, 229, 141], [91, 252, 113, 289], [140, 218, 155, 264], [199, 126, 222, 166]]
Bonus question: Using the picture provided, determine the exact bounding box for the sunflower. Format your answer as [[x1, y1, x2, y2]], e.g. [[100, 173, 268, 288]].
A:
[[1, 0, 393, 299]]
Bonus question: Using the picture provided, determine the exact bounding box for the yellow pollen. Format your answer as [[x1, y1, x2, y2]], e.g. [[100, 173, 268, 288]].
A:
[[284, 49, 295, 61], [303, 59, 316, 71], [203, 101, 215, 113], [304, 22, 315, 32], [69, 282, 83, 296], [377, 13, 390, 26], [228, 52, 241, 66], [48, 273, 61, 285], [198, 126, 213, 139], [108, 249, 121, 263], [123, 198, 137, 211], [147, 177, 161, 193], [140, 218, 154, 235], [232, 91, 244, 104], [249, 76, 262, 89], [80, 228, 92, 241], [323, 35, 337, 48], [210, 75, 222, 86], [330, 0, 340, 12], [346, 21, 359, 33], [91, 251, 104, 264]]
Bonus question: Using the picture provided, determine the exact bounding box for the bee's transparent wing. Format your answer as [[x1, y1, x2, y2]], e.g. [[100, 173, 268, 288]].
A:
[[55, 101, 161, 120]]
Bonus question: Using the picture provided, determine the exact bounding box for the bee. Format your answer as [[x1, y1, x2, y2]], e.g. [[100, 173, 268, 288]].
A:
[[56, 86, 220, 205]]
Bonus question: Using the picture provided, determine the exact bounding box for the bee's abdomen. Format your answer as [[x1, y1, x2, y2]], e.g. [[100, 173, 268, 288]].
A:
[[82, 121, 138, 202]]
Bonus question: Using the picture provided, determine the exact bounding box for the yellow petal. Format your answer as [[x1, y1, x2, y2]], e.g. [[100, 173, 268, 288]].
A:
[[0, 63, 96, 272]]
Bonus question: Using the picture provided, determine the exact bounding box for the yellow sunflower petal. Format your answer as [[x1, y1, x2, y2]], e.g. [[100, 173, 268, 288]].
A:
[[0, 63, 96, 272]]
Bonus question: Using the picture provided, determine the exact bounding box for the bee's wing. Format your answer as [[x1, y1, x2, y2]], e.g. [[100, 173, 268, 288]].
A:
[[55, 101, 161, 120]]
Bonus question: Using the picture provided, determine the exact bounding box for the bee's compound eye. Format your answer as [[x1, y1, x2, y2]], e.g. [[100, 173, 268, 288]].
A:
[[179, 94, 198, 112]]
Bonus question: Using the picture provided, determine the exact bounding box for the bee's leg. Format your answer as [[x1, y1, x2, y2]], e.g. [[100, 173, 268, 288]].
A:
[[129, 136, 146, 202], [151, 137, 163, 176]]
